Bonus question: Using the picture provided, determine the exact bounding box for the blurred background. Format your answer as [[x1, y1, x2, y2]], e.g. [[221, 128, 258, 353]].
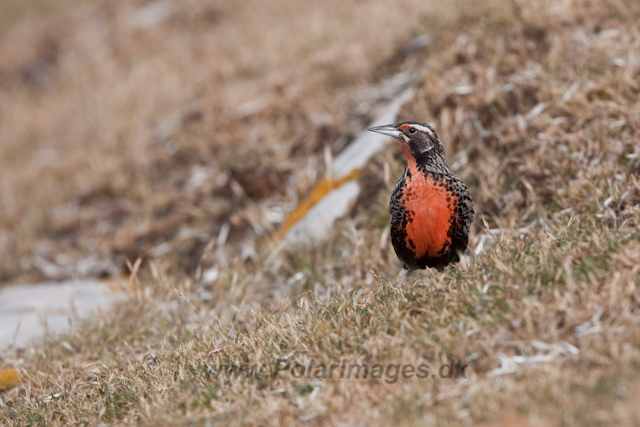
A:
[[0, 0, 475, 286], [1, 0, 639, 287]]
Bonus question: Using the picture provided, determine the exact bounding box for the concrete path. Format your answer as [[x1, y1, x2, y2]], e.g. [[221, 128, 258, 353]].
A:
[[0, 279, 127, 352]]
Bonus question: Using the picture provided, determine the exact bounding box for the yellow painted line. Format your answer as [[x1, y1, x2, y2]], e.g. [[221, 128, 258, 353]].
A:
[[273, 168, 361, 241]]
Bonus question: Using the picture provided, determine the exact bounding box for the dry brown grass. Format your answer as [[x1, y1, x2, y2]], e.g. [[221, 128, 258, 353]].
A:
[[0, 0, 446, 283], [1, 0, 640, 425]]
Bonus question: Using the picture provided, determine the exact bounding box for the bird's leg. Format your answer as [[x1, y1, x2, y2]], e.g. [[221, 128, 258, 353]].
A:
[[397, 268, 415, 288]]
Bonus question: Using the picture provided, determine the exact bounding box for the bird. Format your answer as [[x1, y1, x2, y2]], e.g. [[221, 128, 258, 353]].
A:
[[368, 121, 474, 288]]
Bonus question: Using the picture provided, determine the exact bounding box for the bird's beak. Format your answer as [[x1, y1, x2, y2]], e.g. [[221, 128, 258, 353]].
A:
[[367, 124, 402, 139]]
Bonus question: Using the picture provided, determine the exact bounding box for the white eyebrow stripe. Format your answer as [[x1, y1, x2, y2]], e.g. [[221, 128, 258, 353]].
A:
[[409, 124, 436, 138]]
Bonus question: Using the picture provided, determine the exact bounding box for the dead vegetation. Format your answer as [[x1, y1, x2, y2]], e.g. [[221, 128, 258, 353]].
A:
[[1, 0, 640, 425]]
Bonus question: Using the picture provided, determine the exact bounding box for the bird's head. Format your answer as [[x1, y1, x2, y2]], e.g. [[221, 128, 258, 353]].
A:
[[367, 121, 445, 164]]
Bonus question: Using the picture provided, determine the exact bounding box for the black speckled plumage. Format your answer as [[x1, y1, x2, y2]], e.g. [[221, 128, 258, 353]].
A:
[[369, 121, 474, 286]]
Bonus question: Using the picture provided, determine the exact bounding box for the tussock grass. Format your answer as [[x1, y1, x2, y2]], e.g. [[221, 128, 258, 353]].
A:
[[1, 0, 640, 425]]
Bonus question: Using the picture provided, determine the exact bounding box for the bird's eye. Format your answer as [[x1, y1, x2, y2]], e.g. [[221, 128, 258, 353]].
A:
[[408, 127, 417, 134]]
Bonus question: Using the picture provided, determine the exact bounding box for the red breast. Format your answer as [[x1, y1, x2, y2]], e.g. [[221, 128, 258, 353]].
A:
[[399, 159, 457, 258]]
